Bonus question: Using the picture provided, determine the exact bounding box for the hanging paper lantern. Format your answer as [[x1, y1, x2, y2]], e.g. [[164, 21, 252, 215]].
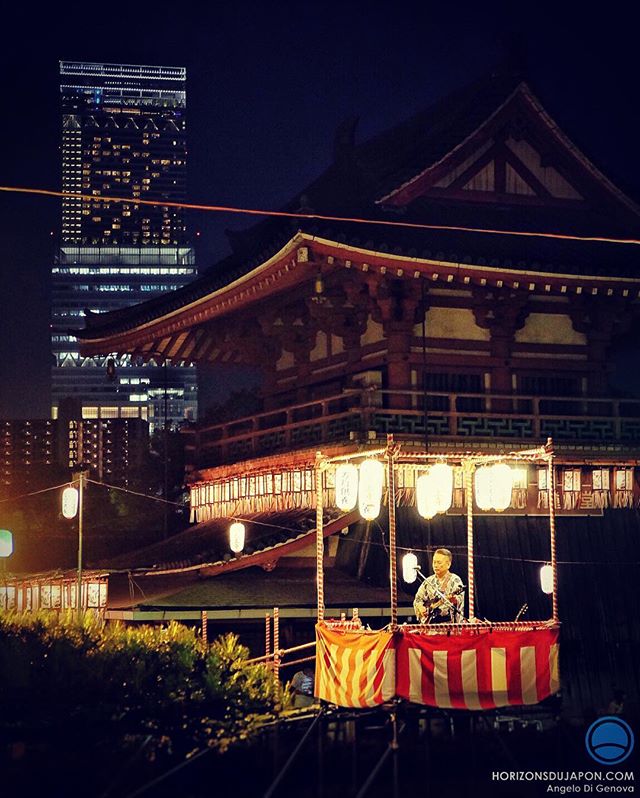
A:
[[491, 463, 514, 511], [540, 564, 553, 594], [430, 462, 454, 513], [61, 485, 79, 519], [334, 463, 359, 512], [474, 463, 514, 512], [416, 473, 438, 519], [0, 529, 13, 558], [358, 459, 384, 520], [229, 521, 246, 553], [402, 552, 418, 584], [416, 463, 453, 518]]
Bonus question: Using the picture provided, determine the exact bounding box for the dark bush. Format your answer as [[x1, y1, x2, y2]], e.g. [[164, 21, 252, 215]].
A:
[[0, 610, 289, 756]]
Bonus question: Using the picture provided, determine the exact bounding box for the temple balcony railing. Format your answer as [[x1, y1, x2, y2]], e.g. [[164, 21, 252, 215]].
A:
[[186, 388, 640, 468]]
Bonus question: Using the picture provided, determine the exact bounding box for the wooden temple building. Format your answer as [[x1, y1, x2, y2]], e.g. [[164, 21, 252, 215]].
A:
[[6, 69, 640, 718]]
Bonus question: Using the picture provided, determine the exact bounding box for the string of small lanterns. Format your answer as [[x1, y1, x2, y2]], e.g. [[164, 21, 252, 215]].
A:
[[226, 459, 519, 544]]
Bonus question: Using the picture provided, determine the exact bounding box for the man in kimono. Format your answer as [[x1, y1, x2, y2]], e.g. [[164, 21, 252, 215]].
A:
[[414, 548, 465, 624]]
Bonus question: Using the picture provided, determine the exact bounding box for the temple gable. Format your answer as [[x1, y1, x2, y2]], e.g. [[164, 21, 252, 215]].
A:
[[378, 83, 636, 219]]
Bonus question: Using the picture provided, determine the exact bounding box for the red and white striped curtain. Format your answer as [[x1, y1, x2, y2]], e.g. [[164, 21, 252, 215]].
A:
[[315, 625, 559, 710], [315, 625, 396, 707], [396, 627, 559, 709]]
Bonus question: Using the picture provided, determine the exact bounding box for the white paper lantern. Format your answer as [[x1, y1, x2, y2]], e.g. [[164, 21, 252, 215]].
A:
[[229, 521, 246, 553], [540, 564, 553, 594], [491, 463, 514, 511], [62, 485, 79, 519], [474, 463, 513, 512], [334, 463, 359, 511], [417, 463, 453, 518], [416, 473, 438, 519], [402, 552, 419, 584], [358, 459, 384, 520], [430, 462, 454, 513]]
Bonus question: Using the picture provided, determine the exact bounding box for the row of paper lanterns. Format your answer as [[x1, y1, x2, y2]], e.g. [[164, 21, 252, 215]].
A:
[[335, 460, 516, 520], [227, 460, 520, 554]]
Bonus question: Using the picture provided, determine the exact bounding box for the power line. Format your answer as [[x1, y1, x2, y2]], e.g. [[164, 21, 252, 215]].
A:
[[87, 478, 183, 507], [2, 185, 640, 246], [336, 530, 640, 566], [0, 481, 71, 505]]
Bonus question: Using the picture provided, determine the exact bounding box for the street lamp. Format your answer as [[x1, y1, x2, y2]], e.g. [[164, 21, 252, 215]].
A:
[[62, 470, 87, 622]]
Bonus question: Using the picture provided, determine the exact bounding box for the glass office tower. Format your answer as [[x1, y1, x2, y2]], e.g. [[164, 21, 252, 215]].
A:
[[52, 62, 198, 429]]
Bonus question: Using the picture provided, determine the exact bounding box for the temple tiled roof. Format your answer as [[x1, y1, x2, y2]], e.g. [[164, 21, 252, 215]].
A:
[[78, 68, 640, 343], [89, 508, 345, 573], [131, 566, 391, 611]]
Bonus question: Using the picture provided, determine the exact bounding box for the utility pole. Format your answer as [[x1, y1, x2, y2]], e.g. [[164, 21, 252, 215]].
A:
[[74, 469, 88, 623]]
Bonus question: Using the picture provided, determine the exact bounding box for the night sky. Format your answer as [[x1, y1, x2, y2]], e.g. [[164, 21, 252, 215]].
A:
[[1, 3, 639, 418]]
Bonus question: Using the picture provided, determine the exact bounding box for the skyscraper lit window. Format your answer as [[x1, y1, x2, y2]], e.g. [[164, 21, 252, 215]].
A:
[[52, 62, 197, 428]]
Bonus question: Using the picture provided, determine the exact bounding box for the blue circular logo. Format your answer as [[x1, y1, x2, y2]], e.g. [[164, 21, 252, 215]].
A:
[[586, 717, 634, 765]]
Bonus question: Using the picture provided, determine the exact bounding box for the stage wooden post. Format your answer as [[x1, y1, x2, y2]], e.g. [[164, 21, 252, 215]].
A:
[[315, 452, 325, 622], [201, 610, 208, 645], [265, 612, 272, 668], [465, 461, 476, 621], [274, 606, 280, 685], [546, 439, 559, 624], [386, 434, 398, 629]]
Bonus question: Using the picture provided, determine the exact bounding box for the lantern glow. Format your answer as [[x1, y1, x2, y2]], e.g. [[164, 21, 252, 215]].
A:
[[416, 462, 453, 519], [62, 485, 79, 519], [229, 521, 246, 553], [540, 564, 553, 594], [491, 463, 514, 511], [416, 473, 438, 519], [402, 552, 418, 583], [334, 463, 358, 511], [430, 462, 454, 512], [474, 463, 514, 512], [358, 459, 384, 520]]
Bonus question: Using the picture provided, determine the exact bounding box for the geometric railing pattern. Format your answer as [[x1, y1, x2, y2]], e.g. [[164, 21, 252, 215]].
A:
[[194, 388, 640, 466]]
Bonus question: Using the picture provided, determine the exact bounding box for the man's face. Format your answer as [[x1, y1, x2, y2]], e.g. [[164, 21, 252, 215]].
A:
[[432, 552, 451, 578]]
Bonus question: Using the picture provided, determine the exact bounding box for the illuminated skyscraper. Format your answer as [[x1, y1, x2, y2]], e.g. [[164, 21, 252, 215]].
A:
[[52, 62, 197, 428]]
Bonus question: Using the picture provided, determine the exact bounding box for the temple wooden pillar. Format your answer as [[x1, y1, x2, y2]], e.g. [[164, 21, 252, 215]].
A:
[[474, 288, 529, 412], [372, 278, 419, 409], [570, 299, 624, 398]]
